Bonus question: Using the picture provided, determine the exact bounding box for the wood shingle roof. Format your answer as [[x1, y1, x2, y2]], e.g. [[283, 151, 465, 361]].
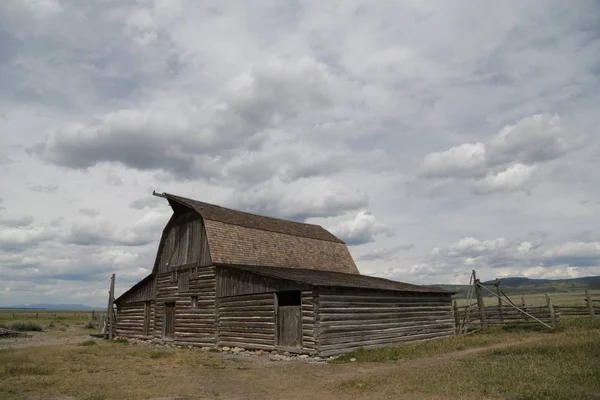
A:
[[161, 192, 359, 274]]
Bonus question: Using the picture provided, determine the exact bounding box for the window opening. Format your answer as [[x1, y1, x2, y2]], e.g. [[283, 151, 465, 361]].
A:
[[277, 291, 301, 306]]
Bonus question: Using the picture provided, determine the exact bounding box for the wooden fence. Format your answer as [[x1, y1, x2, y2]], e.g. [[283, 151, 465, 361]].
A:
[[455, 304, 557, 333], [454, 282, 596, 334]]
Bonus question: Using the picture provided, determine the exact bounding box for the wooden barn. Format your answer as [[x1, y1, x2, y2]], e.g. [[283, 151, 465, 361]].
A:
[[114, 192, 454, 356]]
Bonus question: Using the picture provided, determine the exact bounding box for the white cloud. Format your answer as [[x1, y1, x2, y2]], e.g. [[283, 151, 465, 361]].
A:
[[418, 114, 585, 194], [472, 164, 539, 195], [329, 211, 390, 246], [420, 143, 487, 179], [230, 177, 368, 221]]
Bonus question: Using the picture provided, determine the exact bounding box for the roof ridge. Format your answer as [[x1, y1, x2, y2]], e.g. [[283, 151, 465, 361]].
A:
[[160, 192, 344, 243]]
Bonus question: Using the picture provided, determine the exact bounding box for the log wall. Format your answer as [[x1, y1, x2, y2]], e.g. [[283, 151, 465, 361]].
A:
[[217, 292, 276, 350], [115, 301, 154, 339], [317, 289, 454, 356], [217, 291, 317, 354], [154, 265, 217, 346]]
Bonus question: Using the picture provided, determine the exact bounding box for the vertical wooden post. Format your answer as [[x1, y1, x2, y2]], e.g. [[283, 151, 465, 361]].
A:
[[473, 270, 487, 329], [106, 274, 116, 340], [495, 281, 503, 322], [585, 290, 595, 319], [545, 293, 556, 327], [453, 300, 460, 335]]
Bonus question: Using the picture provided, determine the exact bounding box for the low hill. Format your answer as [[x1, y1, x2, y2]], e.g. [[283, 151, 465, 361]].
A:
[[429, 275, 600, 298]]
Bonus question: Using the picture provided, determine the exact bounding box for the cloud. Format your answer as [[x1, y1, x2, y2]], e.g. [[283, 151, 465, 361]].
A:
[[540, 242, 600, 267], [35, 56, 345, 179], [486, 114, 586, 165], [418, 114, 586, 193], [420, 143, 487, 179], [77, 208, 99, 217], [29, 184, 59, 193], [0, 215, 34, 228], [472, 164, 539, 195], [0, 224, 55, 252], [67, 210, 168, 247], [2, 0, 600, 304], [329, 211, 394, 245], [229, 177, 368, 221], [356, 244, 415, 262], [130, 197, 161, 210]]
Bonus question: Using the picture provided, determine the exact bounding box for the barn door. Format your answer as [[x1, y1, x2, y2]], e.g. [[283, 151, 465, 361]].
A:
[[276, 291, 302, 349], [164, 302, 175, 340], [143, 301, 150, 336]]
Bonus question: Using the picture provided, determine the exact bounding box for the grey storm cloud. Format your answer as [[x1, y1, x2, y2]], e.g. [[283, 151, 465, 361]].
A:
[[35, 57, 342, 180]]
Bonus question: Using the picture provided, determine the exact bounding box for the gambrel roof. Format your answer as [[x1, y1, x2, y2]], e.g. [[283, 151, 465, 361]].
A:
[[159, 192, 359, 274]]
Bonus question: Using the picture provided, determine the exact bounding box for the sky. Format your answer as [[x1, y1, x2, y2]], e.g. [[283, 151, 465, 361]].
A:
[[1, 0, 600, 306]]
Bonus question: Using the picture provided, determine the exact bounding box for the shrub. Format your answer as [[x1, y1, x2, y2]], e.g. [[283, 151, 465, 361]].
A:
[[47, 320, 55, 328], [5, 321, 43, 332], [114, 337, 128, 343]]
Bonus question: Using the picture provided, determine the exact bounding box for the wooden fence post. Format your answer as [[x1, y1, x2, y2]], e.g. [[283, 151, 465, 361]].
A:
[[453, 300, 460, 335], [495, 281, 503, 322], [545, 293, 557, 327], [106, 273, 116, 340], [521, 296, 528, 321], [473, 270, 487, 329], [585, 290, 595, 319]]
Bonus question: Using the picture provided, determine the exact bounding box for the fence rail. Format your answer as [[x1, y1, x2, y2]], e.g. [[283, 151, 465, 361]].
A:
[[454, 277, 596, 335]]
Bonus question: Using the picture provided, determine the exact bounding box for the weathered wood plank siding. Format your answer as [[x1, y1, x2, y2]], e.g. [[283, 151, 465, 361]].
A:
[[317, 289, 454, 356], [157, 214, 211, 274], [154, 266, 217, 346], [216, 267, 309, 297], [115, 302, 154, 338], [217, 293, 276, 350], [117, 276, 156, 304]]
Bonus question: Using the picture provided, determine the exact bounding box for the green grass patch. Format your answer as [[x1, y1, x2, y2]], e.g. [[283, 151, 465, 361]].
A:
[[79, 340, 97, 346]]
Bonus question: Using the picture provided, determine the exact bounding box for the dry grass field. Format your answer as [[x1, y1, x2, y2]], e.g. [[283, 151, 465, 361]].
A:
[[0, 309, 599, 400]]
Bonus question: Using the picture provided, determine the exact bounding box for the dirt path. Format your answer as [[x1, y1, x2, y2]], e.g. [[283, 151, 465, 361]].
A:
[[0, 330, 98, 349], [3, 333, 549, 400]]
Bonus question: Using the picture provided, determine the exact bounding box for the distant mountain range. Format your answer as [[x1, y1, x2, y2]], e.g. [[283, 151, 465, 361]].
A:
[[1, 303, 103, 310], [429, 275, 600, 298], [481, 276, 600, 286]]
